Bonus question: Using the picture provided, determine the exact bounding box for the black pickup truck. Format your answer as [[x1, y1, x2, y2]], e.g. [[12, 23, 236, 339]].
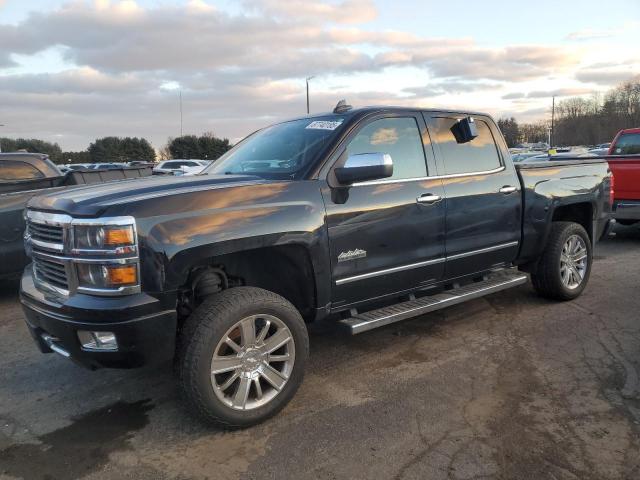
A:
[[20, 104, 613, 428]]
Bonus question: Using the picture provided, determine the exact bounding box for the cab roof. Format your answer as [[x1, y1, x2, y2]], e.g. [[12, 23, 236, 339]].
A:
[[289, 105, 492, 124]]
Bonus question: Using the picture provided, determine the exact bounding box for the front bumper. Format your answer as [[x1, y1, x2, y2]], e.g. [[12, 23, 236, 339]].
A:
[[613, 200, 640, 221], [20, 266, 177, 369]]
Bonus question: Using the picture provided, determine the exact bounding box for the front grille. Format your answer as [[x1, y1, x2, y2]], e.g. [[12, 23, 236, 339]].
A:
[[33, 257, 69, 290], [28, 220, 64, 244]]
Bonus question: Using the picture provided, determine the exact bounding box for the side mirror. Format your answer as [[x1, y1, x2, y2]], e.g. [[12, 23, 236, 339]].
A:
[[451, 116, 478, 144], [334, 152, 393, 185]]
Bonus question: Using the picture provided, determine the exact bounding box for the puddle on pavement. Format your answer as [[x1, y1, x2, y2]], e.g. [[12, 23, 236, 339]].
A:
[[0, 399, 153, 480]]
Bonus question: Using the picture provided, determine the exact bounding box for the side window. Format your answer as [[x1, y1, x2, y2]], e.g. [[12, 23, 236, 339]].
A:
[[346, 117, 427, 180], [431, 118, 502, 175], [0, 160, 44, 181]]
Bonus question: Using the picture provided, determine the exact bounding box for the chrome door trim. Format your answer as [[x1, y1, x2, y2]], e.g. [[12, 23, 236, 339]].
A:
[[352, 166, 505, 187], [445, 241, 519, 261], [336, 257, 445, 285], [335, 241, 519, 285]]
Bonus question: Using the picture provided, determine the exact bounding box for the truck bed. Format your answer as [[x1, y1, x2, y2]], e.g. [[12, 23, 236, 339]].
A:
[[515, 158, 612, 264]]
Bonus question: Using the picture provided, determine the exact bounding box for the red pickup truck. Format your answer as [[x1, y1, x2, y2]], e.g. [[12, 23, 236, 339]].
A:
[[608, 128, 640, 224]]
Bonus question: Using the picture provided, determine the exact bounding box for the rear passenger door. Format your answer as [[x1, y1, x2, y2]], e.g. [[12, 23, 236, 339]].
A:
[[425, 115, 522, 279]]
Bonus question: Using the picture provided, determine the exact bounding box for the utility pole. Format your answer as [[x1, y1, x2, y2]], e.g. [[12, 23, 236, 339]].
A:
[[550, 95, 555, 148], [0, 124, 4, 153], [306, 76, 315, 114], [179, 90, 183, 137]]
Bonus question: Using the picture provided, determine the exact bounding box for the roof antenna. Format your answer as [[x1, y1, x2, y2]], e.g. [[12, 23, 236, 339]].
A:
[[333, 99, 352, 114]]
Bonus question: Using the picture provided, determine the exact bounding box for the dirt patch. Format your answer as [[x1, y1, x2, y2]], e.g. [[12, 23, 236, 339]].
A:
[[0, 400, 154, 480]]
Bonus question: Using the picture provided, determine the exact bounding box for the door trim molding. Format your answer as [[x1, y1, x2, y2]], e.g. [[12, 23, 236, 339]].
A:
[[335, 257, 445, 285], [445, 241, 519, 261], [335, 241, 519, 285]]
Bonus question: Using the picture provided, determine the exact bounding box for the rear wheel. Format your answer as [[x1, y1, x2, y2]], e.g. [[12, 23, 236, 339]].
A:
[[531, 221, 592, 301], [177, 287, 309, 428]]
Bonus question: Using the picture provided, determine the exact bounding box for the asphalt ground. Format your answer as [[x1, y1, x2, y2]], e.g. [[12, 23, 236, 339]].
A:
[[1, 224, 639, 480]]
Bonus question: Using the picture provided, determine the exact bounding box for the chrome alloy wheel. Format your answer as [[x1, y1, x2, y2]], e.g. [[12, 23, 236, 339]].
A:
[[560, 234, 588, 290], [210, 314, 295, 411]]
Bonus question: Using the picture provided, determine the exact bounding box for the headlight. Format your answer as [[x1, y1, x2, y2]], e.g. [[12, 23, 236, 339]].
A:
[[74, 225, 135, 250], [76, 263, 138, 289]]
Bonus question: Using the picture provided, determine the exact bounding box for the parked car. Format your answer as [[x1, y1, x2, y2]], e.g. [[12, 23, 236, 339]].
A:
[[153, 159, 208, 175], [587, 148, 609, 157], [20, 105, 613, 428], [66, 164, 91, 171], [0, 153, 153, 280], [511, 152, 541, 162], [127, 160, 155, 167], [89, 163, 127, 170], [607, 128, 640, 224]]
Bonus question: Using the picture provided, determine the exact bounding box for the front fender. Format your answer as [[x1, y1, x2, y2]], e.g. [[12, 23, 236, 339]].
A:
[[131, 181, 331, 311]]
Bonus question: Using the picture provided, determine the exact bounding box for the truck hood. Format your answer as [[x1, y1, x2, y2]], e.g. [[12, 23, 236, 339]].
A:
[[27, 174, 264, 217]]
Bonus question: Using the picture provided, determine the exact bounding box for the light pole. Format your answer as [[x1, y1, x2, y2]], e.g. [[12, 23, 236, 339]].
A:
[[550, 95, 555, 148], [306, 76, 315, 114], [0, 124, 4, 153], [179, 89, 183, 137]]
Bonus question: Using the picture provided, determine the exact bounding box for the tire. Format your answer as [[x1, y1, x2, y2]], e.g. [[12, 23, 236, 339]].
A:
[[531, 221, 592, 301], [177, 287, 309, 428]]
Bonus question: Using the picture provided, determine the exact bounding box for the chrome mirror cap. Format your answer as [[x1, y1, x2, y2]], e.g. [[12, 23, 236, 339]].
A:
[[335, 152, 394, 185]]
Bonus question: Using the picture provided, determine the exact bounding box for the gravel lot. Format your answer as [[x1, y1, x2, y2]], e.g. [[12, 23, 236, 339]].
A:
[[1, 225, 639, 480]]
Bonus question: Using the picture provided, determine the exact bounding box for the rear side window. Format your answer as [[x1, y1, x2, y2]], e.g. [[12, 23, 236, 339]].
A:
[[346, 117, 427, 180], [613, 134, 640, 155], [0, 160, 44, 181], [431, 118, 502, 175]]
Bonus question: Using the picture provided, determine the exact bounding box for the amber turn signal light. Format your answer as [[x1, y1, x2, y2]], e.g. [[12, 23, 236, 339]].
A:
[[104, 227, 134, 246], [106, 265, 137, 285]]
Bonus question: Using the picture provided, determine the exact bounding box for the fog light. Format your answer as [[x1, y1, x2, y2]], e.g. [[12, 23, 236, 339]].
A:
[[78, 331, 118, 351]]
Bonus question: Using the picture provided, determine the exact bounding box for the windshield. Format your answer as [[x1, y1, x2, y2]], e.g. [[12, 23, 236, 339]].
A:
[[206, 117, 345, 179]]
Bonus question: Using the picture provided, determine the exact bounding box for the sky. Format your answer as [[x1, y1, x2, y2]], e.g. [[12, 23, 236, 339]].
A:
[[0, 0, 639, 152]]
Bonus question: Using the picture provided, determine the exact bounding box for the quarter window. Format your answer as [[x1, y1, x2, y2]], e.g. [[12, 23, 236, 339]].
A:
[[346, 117, 427, 180], [431, 118, 502, 175], [0, 160, 44, 181]]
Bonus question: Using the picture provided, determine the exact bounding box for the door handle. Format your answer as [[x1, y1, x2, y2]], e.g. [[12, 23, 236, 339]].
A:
[[499, 186, 517, 194], [417, 194, 442, 204]]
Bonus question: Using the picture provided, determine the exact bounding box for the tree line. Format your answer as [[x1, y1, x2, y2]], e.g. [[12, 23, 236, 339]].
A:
[[498, 77, 640, 148], [0, 132, 232, 165]]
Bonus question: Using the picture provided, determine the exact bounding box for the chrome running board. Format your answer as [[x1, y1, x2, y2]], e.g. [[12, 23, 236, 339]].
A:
[[340, 270, 528, 334]]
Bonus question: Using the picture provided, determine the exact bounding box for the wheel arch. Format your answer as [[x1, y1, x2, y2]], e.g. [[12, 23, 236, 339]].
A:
[[178, 243, 319, 323], [550, 201, 595, 243]]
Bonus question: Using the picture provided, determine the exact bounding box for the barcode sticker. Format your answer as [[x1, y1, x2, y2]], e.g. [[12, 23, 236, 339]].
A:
[[306, 120, 343, 130]]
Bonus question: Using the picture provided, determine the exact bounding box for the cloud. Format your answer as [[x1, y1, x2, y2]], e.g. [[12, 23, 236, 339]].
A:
[[502, 88, 595, 100], [565, 28, 614, 41], [526, 88, 594, 98], [0, 1, 630, 150], [576, 68, 638, 85], [502, 92, 525, 100], [566, 21, 640, 41], [405, 81, 503, 98], [244, 0, 378, 24]]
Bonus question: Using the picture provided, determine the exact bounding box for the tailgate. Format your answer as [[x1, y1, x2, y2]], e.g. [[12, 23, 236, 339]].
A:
[[608, 157, 640, 201]]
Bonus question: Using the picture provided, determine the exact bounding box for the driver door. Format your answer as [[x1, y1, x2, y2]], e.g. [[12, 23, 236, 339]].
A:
[[321, 113, 447, 310]]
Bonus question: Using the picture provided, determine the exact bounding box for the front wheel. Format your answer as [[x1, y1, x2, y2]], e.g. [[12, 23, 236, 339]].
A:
[[177, 287, 309, 428], [531, 221, 592, 301]]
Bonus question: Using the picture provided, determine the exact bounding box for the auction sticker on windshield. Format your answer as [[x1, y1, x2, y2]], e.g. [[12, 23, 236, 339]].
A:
[[306, 120, 343, 130]]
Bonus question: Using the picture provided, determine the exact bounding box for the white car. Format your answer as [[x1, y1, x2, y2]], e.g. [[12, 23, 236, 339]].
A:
[[153, 160, 208, 176]]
